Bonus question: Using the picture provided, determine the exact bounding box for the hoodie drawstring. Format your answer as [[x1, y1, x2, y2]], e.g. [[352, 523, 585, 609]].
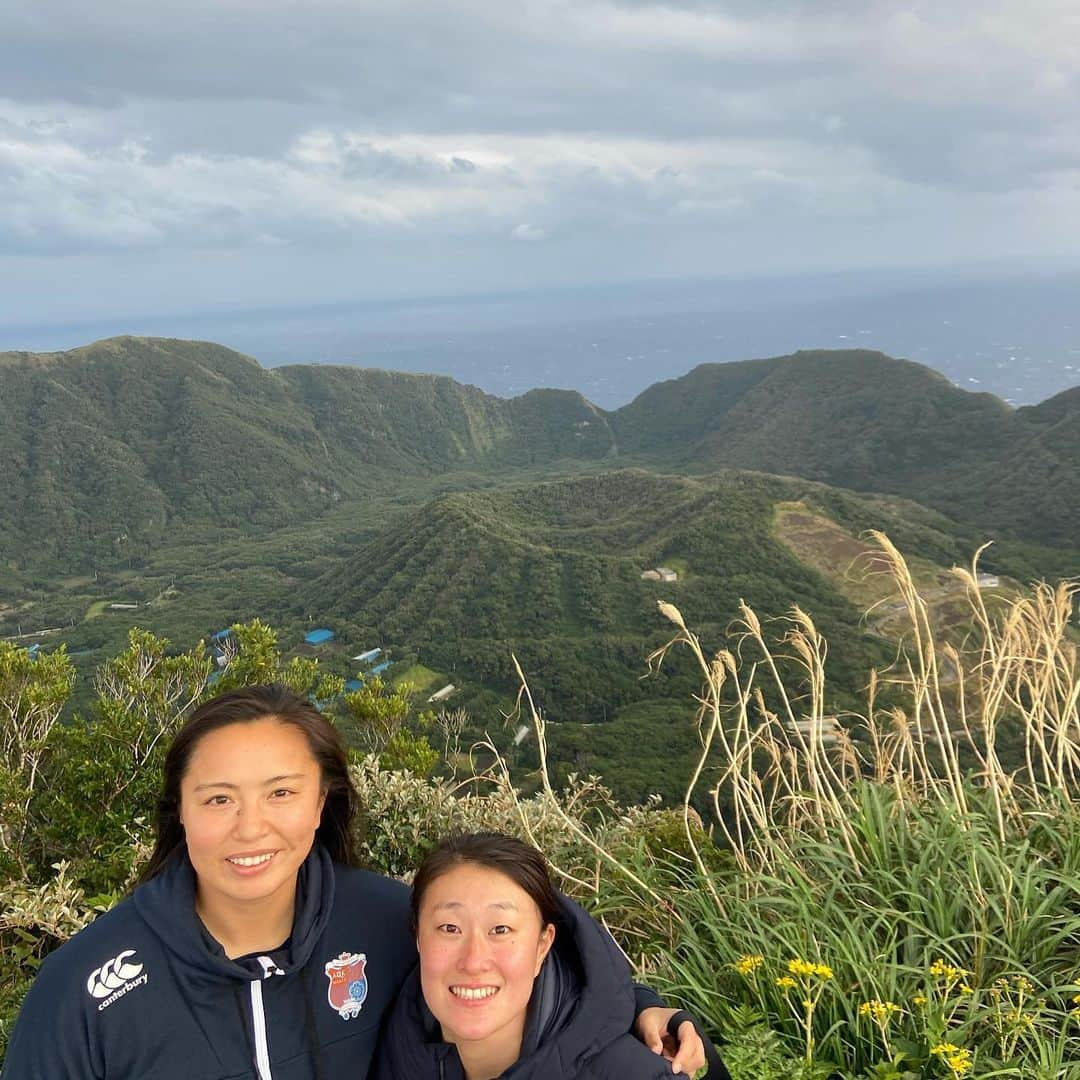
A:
[[230, 970, 325, 1080]]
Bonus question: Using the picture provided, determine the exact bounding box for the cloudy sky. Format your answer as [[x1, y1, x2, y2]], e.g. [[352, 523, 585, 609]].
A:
[[2, 0, 1079, 335]]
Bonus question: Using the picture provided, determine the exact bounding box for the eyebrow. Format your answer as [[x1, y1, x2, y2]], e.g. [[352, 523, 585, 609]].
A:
[[431, 900, 521, 912], [192, 773, 309, 792]]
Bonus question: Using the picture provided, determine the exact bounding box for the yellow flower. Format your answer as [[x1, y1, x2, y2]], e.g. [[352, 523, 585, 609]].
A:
[[947, 1054, 973, 1077], [859, 999, 901, 1023], [931, 1043, 961, 1055], [929, 959, 970, 982], [931, 1043, 973, 1077], [733, 954, 764, 977], [912, 994, 927, 1007], [787, 958, 833, 981], [775, 976, 797, 990]]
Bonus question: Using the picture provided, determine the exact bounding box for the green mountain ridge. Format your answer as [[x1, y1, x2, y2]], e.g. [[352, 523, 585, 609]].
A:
[[3, 336, 1077, 574], [0, 337, 616, 569], [614, 350, 1075, 544], [3, 329, 1056, 806], [298, 467, 991, 803]]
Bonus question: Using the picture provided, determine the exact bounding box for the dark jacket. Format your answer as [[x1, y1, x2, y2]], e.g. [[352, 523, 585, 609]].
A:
[[373, 895, 675, 1080], [1, 846, 416, 1080]]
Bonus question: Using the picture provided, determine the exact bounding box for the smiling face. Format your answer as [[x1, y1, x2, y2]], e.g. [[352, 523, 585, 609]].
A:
[[178, 717, 326, 933], [417, 862, 556, 1069]]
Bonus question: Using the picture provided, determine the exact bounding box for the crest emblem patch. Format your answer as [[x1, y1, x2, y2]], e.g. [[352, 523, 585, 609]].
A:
[[324, 952, 368, 1019]]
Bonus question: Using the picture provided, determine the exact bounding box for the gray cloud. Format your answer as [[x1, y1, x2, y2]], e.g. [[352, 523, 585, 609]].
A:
[[0, 0, 1077, 322]]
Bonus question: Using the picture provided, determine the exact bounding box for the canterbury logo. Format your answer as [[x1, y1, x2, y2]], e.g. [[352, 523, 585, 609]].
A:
[[87, 951, 144, 999]]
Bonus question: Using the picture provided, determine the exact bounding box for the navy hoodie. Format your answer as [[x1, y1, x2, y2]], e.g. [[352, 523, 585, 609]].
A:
[[1, 846, 416, 1080], [373, 895, 676, 1080]]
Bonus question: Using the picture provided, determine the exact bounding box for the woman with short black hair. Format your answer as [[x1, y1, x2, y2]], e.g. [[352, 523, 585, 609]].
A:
[[375, 832, 721, 1080]]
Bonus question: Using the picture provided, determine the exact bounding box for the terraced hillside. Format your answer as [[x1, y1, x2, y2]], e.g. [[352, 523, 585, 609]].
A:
[[315, 469, 980, 713]]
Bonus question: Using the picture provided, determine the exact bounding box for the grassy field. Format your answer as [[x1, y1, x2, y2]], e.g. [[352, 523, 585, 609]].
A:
[[392, 662, 443, 695], [772, 500, 1024, 641]]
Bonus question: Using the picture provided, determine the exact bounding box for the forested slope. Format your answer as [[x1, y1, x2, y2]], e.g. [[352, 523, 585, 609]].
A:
[[5, 337, 1078, 572], [0, 338, 614, 568], [611, 349, 1075, 544]]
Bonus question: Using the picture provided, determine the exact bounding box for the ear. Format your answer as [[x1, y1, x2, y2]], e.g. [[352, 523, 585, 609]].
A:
[[534, 922, 556, 975]]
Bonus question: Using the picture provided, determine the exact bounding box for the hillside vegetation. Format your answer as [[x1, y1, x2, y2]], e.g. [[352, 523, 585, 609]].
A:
[[314, 468, 973, 705], [4, 544, 1080, 1077], [0, 337, 615, 569], [4, 335, 1074, 805], [4, 338, 1080, 574], [614, 350, 1079, 546], [305, 468, 1001, 803], [1, 459, 989, 806]]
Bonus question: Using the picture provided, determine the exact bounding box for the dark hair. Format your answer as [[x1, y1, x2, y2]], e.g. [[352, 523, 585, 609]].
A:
[[138, 684, 358, 884], [410, 832, 562, 930]]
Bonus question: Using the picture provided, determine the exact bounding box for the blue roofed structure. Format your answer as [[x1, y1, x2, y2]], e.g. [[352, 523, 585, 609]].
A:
[[211, 628, 232, 642], [344, 678, 364, 692], [370, 661, 390, 677], [304, 628, 335, 646]]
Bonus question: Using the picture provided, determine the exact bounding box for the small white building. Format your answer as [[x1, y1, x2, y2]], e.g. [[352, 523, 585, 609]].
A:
[[427, 684, 456, 704], [976, 573, 1000, 589]]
